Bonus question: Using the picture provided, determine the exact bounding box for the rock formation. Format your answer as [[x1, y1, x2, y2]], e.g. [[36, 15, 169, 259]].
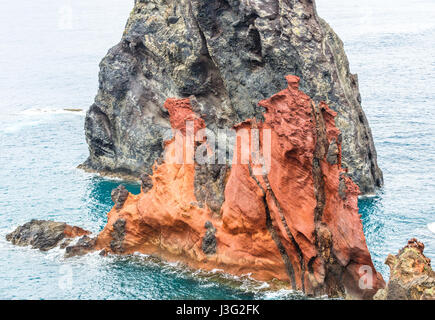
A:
[[374, 239, 435, 300], [7, 76, 385, 299], [80, 0, 383, 195], [6, 220, 90, 251], [92, 76, 383, 298]]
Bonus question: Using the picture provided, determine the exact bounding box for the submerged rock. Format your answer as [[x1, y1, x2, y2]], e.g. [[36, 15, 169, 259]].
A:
[[374, 239, 435, 300], [6, 220, 90, 251], [81, 0, 382, 195]]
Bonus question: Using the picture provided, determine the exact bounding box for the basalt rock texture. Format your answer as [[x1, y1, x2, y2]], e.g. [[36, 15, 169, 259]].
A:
[[6, 220, 90, 251], [64, 235, 98, 258], [374, 239, 435, 300], [91, 76, 384, 299], [111, 185, 129, 210], [81, 0, 383, 195]]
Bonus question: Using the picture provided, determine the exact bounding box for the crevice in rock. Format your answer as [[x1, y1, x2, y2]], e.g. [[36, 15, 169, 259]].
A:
[[310, 101, 346, 297], [246, 26, 264, 69], [311, 102, 328, 223], [247, 164, 297, 289], [261, 174, 306, 292]]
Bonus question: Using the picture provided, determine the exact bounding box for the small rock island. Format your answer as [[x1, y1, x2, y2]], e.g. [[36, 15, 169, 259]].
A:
[[6, 0, 434, 300]]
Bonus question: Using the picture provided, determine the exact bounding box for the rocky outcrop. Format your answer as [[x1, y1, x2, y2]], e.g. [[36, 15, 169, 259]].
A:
[[81, 0, 382, 195], [8, 76, 384, 298], [64, 235, 97, 258], [6, 220, 90, 251], [90, 75, 384, 299], [374, 239, 435, 300]]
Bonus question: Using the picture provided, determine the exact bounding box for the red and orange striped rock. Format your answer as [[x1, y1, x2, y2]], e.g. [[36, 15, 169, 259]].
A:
[[95, 75, 385, 299]]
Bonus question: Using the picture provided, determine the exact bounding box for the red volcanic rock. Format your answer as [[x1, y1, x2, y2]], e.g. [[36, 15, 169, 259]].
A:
[[164, 98, 205, 135], [63, 225, 90, 238], [94, 75, 384, 299]]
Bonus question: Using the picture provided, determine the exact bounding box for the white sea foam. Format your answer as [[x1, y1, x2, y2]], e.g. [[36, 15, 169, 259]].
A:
[[18, 107, 85, 116], [0, 108, 85, 133], [260, 289, 297, 300], [428, 222, 435, 234], [1, 120, 42, 133], [123, 251, 303, 298], [44, 246, 65, 262], [358, 193, 377, 200]]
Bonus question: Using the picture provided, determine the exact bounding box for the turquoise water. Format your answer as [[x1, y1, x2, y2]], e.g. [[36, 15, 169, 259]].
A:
[[0, 0, 434, 299]]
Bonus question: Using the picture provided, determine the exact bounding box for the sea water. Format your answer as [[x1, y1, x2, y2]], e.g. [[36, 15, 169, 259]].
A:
[[0, 0, 433, 299]]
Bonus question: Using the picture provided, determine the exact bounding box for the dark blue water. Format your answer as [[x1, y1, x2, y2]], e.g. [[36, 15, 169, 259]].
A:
[[0, 0, 434, 299]]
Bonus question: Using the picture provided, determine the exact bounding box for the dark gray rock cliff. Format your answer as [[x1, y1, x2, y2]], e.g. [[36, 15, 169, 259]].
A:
[[81, 0, 383, 194]]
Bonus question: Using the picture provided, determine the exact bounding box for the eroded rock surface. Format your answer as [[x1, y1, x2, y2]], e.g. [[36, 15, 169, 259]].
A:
[[374, 239, 435, 300], [91, 76, 385, 299], [6, 220, 90, 251], [8, 76, 385, 298], [81, 0, 383, 195]]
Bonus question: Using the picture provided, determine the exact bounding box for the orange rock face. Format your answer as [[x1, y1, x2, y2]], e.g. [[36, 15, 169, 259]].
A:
[[94, 75, 384, 299]]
